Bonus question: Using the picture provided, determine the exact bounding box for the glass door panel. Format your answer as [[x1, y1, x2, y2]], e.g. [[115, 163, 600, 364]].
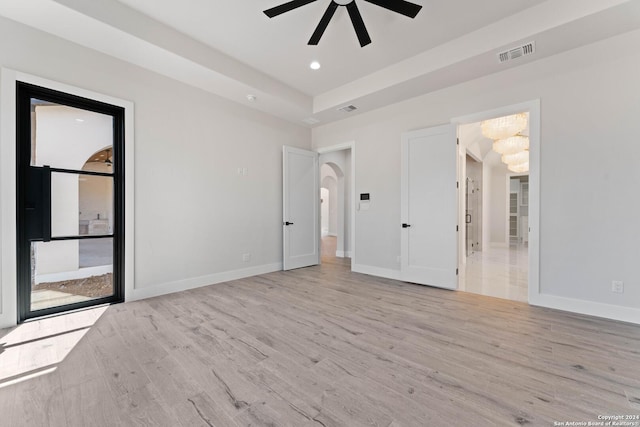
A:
[[30, 99, 114, 169], [30, 238, 114, 311], [51, 172, 114, 238], [17, 82, 124, 322]]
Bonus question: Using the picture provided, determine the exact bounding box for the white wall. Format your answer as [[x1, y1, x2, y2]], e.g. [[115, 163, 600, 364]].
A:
[[320, 164, 338, 236], [343, 149, 352, 256], [320, 187, 330, 235], [312, 29, 640, 322], [0, 16, 310, 327], [489, 159, 509, 246], [327, 180, 338, 235], [482, 159, 492, 250]]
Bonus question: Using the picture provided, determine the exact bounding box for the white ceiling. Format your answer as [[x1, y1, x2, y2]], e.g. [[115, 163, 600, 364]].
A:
[[114, 0, 546, 96], [1, 0, 640, 126]]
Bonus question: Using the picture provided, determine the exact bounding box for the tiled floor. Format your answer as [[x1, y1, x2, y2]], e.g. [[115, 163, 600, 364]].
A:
[[459, 244, 529, 302]]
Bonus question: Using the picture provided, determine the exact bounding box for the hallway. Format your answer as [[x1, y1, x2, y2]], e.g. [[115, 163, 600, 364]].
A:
[[321, 236, 351, 267]]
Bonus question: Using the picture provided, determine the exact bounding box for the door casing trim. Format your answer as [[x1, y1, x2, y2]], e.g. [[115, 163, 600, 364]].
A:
[[451, 99, 541, 304], [0, 69, 135, 328]]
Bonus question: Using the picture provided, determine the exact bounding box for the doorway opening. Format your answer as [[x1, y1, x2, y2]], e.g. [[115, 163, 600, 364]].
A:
[[318, 144, 354, 268], [457, 111, 531, 302], [16, 82, 125, 322]]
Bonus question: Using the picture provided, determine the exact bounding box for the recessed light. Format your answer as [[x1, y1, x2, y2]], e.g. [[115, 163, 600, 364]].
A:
[[310, 61, 321, 70], [246, 94, 257, 102], [75, 118, 84, 122]]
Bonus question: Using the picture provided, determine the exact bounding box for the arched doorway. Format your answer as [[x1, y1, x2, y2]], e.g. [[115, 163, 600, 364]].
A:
[[319, 160, 347, 261]]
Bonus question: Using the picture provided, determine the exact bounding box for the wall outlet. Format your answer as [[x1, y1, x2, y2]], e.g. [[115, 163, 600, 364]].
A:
[[242, 253, 251, 262], [611, 280, 624, 293], [237, 167, 248, 176]]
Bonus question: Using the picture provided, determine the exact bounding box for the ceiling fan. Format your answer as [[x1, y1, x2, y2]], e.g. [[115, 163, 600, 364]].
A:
[[263, 0, 422, 47]]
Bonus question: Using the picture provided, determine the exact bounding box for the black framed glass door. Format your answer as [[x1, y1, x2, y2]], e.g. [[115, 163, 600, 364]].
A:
[[16, 82, 125, 322]]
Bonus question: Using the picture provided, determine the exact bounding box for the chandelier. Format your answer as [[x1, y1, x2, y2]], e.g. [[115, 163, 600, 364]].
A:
[[501, 150, 529, 166], [508, 162, 529, 173], [481, 113, 527, 140], [482, 112, 530, 173], [492, 135, 529, 155]]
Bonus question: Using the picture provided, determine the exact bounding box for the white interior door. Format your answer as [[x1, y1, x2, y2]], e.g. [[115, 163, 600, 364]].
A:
[[401, 124, 458, 289], [283, 146, 320, 270]]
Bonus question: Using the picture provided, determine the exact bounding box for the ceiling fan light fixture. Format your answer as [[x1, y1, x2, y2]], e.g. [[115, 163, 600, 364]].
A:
[[309, 61, 321, 70]]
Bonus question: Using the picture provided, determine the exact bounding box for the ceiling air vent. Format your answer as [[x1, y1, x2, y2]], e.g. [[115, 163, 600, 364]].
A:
[[337, 105, 357, 113], [498, 41, 536, 64], [302, 117, 320, 125]]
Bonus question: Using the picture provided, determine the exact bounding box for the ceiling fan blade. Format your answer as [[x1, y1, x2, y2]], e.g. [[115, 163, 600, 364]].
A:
[[308, 2, 339, 45], [363, 0, 422, 18], [264, 0, 319, 18], [346, 2, 371, 47]]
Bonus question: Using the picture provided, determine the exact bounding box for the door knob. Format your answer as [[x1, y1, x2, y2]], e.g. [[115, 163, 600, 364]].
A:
[[284, 221, 294, 226], [402, 223, 411, 228]]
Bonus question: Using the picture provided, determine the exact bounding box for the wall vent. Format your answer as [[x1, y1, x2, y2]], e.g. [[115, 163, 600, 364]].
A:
[[337, 104, 357, 113], [302, 117, 320, 125], [498, 41, 536, 63]]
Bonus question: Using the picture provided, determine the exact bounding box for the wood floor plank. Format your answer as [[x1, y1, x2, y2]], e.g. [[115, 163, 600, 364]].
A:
[[8, 370, 68, 427], [61, 378, 125, 427], [1, 255, 639, 426], [173, 391, 240, 427]]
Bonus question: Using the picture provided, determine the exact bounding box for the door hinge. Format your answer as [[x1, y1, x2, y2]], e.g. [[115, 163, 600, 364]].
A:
[[456, 181, 459, 189], [456, 138, 459, 145], [456, 268, 459, 275], [456, 225, 459, 231]]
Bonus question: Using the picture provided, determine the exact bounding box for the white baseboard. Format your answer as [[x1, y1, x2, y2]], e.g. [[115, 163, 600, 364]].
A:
[[131, 263, 282, 301], [334, 251, 352, 258], [530, 292, 640, 325], [35, 265, 113, 284], [352, 264, 402, 281], [489, 242, 509, 248], [328, 233, 337, 237], [353, 263, 640, 325]]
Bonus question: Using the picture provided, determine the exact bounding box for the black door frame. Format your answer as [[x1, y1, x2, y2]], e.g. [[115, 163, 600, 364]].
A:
[[16, 82, 125, 322]]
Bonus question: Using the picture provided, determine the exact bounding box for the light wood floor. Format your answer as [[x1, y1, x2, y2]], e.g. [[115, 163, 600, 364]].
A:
[[1, 252, 639, 426]]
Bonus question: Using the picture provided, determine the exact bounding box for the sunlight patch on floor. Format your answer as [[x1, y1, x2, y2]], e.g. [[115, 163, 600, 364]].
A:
[[0, 305, 108, 387]]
